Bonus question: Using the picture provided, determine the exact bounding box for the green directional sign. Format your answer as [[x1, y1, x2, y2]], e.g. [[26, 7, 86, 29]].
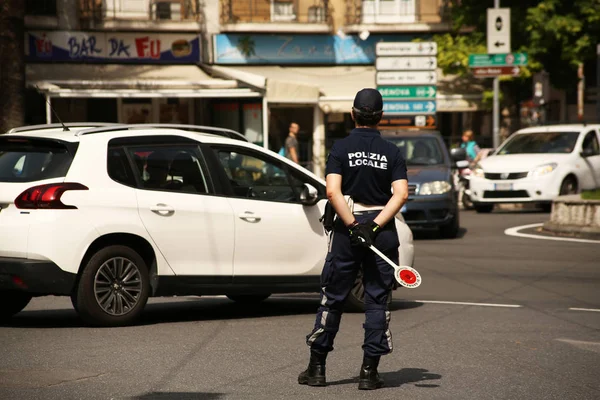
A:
[[468, 53, 528, 67], [378, 86, 437, 100]]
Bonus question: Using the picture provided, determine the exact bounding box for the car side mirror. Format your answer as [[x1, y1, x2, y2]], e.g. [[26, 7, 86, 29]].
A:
[[580, 148, 595, 158], [450, 147, 467, 162], [300, 183, 319, 206]]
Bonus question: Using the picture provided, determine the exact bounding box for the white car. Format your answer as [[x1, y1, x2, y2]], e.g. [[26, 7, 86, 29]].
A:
[[0, 123, 414, 326], [469, 124, 600, 213]]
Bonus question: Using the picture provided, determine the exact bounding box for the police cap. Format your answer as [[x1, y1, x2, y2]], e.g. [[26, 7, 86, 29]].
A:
[[353, 88, 383, 116]]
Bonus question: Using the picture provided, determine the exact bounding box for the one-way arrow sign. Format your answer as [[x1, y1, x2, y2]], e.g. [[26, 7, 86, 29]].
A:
[[377, 71, 438, 85]]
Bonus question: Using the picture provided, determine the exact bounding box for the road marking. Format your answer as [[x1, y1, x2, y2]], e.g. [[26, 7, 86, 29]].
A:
[[504, 223, 600, 244], [569, 307, 600, 312], [414, 300, 522, 308]]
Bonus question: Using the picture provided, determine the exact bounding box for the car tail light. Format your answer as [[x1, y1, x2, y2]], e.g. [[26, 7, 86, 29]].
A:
[[14, 183, 88, 209]]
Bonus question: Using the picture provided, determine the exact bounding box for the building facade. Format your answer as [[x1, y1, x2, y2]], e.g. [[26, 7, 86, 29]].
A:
[[24, 0, 486, 178]]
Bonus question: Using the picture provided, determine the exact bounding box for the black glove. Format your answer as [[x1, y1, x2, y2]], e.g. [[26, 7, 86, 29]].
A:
[[348, 221, 381, 247]]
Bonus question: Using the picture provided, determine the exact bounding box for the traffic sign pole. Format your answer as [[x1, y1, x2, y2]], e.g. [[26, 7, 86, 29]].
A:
[[493, 0, 501, 150]]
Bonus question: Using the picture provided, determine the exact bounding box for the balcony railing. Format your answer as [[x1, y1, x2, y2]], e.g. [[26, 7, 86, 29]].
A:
[[220, 0, 331, 25], [346, 0, 451, 25], [79, 0, 203, 22]]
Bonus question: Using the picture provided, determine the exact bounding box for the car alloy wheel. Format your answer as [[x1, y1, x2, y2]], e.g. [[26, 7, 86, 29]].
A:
[[94, 257, 143, 316]]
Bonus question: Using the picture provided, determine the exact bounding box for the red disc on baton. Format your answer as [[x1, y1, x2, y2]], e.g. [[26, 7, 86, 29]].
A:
[[399, 269, 417, 284]]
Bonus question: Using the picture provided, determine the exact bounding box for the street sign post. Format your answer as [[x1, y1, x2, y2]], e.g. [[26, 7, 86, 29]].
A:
[[379, 115, 437, 129], [468, 53, 527, 67], [487, 8, 511, 54], [377, 71, 437, 85], [472, 66, 520, 78], [376, 42, 437, 56], [376, 56, 437, 71], [383, 100, 437, 115], [378, 86, 437, 100]]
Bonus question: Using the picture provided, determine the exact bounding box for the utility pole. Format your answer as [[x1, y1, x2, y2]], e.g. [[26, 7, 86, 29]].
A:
[[596, 44, 600, 120], [493, 0, 500, 148]]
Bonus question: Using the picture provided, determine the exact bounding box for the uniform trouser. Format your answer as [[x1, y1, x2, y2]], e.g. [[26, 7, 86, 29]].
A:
[[306, 211, 400, 357]]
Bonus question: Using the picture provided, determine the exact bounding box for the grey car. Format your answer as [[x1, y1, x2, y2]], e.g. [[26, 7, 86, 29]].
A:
[[382, 130, 461, 238]]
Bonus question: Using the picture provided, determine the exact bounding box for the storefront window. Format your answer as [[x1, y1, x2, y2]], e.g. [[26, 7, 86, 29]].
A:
[[159, 98, 190, 124], [122, 99, 153, 124]]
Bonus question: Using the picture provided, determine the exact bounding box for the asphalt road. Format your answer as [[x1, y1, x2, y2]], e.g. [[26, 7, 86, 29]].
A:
[[1, 208, 599, 400]]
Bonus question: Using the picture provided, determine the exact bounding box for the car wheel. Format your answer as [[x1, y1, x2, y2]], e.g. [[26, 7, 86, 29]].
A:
[[346, 269, 393, 313], [75, 245, 150, 327], [226, 294, 271, 303], [475, 203, 494, 213], [559, 176, 578, 195], [439, 213, 460, 239], [0, 291, 32, 321]]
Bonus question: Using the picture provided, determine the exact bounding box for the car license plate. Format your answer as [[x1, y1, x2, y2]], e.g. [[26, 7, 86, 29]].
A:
[[494, 183, 513, 191]]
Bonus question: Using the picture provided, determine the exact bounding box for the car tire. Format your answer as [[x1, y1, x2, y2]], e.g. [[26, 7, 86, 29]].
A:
[[475, 203, 494, 213], [559, 176, 578, 195], [75, 245, 150, 327], [346, 270, 393, 313], [439, 213, 460, 239], [0, 291, 32, 321], [226, 294, 271, 304]]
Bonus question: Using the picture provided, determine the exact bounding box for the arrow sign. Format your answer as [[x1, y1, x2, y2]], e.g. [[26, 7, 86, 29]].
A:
[[487, 8, 511, 54], [376, 42, 438, 56], [472, 66, 521, 78], [378, 86, 437, 100], [377, 71, 437, 85], [469, 53, 528, 67], [376, 56, 437, 71], [383, 100, 437, 115], [379, 114, 437, 129]]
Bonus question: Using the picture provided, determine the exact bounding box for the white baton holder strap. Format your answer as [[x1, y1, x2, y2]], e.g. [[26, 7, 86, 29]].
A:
[[359, 237, 422, 289]]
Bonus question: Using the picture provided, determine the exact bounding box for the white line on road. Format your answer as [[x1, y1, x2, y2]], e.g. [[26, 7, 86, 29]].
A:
[[413, 300, 522, 308], [569, 308, 600, 312], [504, 223, 600, 244]]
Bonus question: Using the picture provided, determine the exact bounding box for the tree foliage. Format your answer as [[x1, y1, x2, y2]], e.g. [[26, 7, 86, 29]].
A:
[[434, 0, 600, 90]]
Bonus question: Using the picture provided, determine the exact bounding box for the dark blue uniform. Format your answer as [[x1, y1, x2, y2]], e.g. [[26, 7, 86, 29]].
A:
[[306, 127, 407, 357]]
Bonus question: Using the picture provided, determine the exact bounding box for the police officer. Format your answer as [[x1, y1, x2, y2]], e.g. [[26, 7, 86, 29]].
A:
[[298, 88, 408, 390]]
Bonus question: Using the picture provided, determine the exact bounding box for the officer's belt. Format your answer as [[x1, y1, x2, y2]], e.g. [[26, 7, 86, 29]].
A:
[[353, 203, 385, 213]]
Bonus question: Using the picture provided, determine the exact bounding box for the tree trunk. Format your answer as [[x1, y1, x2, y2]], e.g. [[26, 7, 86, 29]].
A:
[[0, 0, 26, 133]]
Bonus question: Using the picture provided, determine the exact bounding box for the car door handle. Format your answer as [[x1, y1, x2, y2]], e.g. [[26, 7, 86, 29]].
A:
[[150, 203, 175, 215], [238, 211, 261, 222]]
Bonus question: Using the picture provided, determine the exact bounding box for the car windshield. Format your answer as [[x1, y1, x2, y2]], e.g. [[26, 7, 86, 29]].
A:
[[497, 132, 579, 155], [386, 137, 445, 166]]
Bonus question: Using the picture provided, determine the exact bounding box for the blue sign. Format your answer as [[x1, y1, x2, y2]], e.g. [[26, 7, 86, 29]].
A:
[[383, 101, 437, 115], [213, 33, 423, 65], [26, 31, 201, 63]]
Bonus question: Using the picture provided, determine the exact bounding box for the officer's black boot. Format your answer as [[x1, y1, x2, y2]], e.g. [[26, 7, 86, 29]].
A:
[[358, 355, 384, 390], [298, 349, 327, 386]]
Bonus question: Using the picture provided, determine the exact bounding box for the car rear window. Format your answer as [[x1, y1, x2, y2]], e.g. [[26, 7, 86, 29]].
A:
[[0, 137, 76, 183]]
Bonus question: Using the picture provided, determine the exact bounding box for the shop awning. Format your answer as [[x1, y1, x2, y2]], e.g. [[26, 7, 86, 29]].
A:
[[26, 64, 261, 98], [207, 65, 484, 113], [206, 65, 374, 111]]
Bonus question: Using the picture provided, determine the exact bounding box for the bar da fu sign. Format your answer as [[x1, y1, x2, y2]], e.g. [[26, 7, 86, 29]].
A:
[[26, 31, 201, 63]]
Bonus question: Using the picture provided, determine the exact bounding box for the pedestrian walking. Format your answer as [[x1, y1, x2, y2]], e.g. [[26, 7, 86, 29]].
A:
[[298, 88, 409, 390]]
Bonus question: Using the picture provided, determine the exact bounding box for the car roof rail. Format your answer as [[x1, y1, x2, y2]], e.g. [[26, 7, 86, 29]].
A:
[[76, 123, 249, 142], [6, 122, 120, 134]]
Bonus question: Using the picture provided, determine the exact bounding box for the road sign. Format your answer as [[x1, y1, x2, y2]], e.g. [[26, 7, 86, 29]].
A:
[[378, 86, 437, 100], [379, 115, 437, 129], [487, 8, 511, 54], [469, 53, 528, 67], [377, 71, 437, 85], [376, 56, 437, 71], [472, 66, 520, 78], [376, 42, 438, 56], [383, 100, 436, 115]]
